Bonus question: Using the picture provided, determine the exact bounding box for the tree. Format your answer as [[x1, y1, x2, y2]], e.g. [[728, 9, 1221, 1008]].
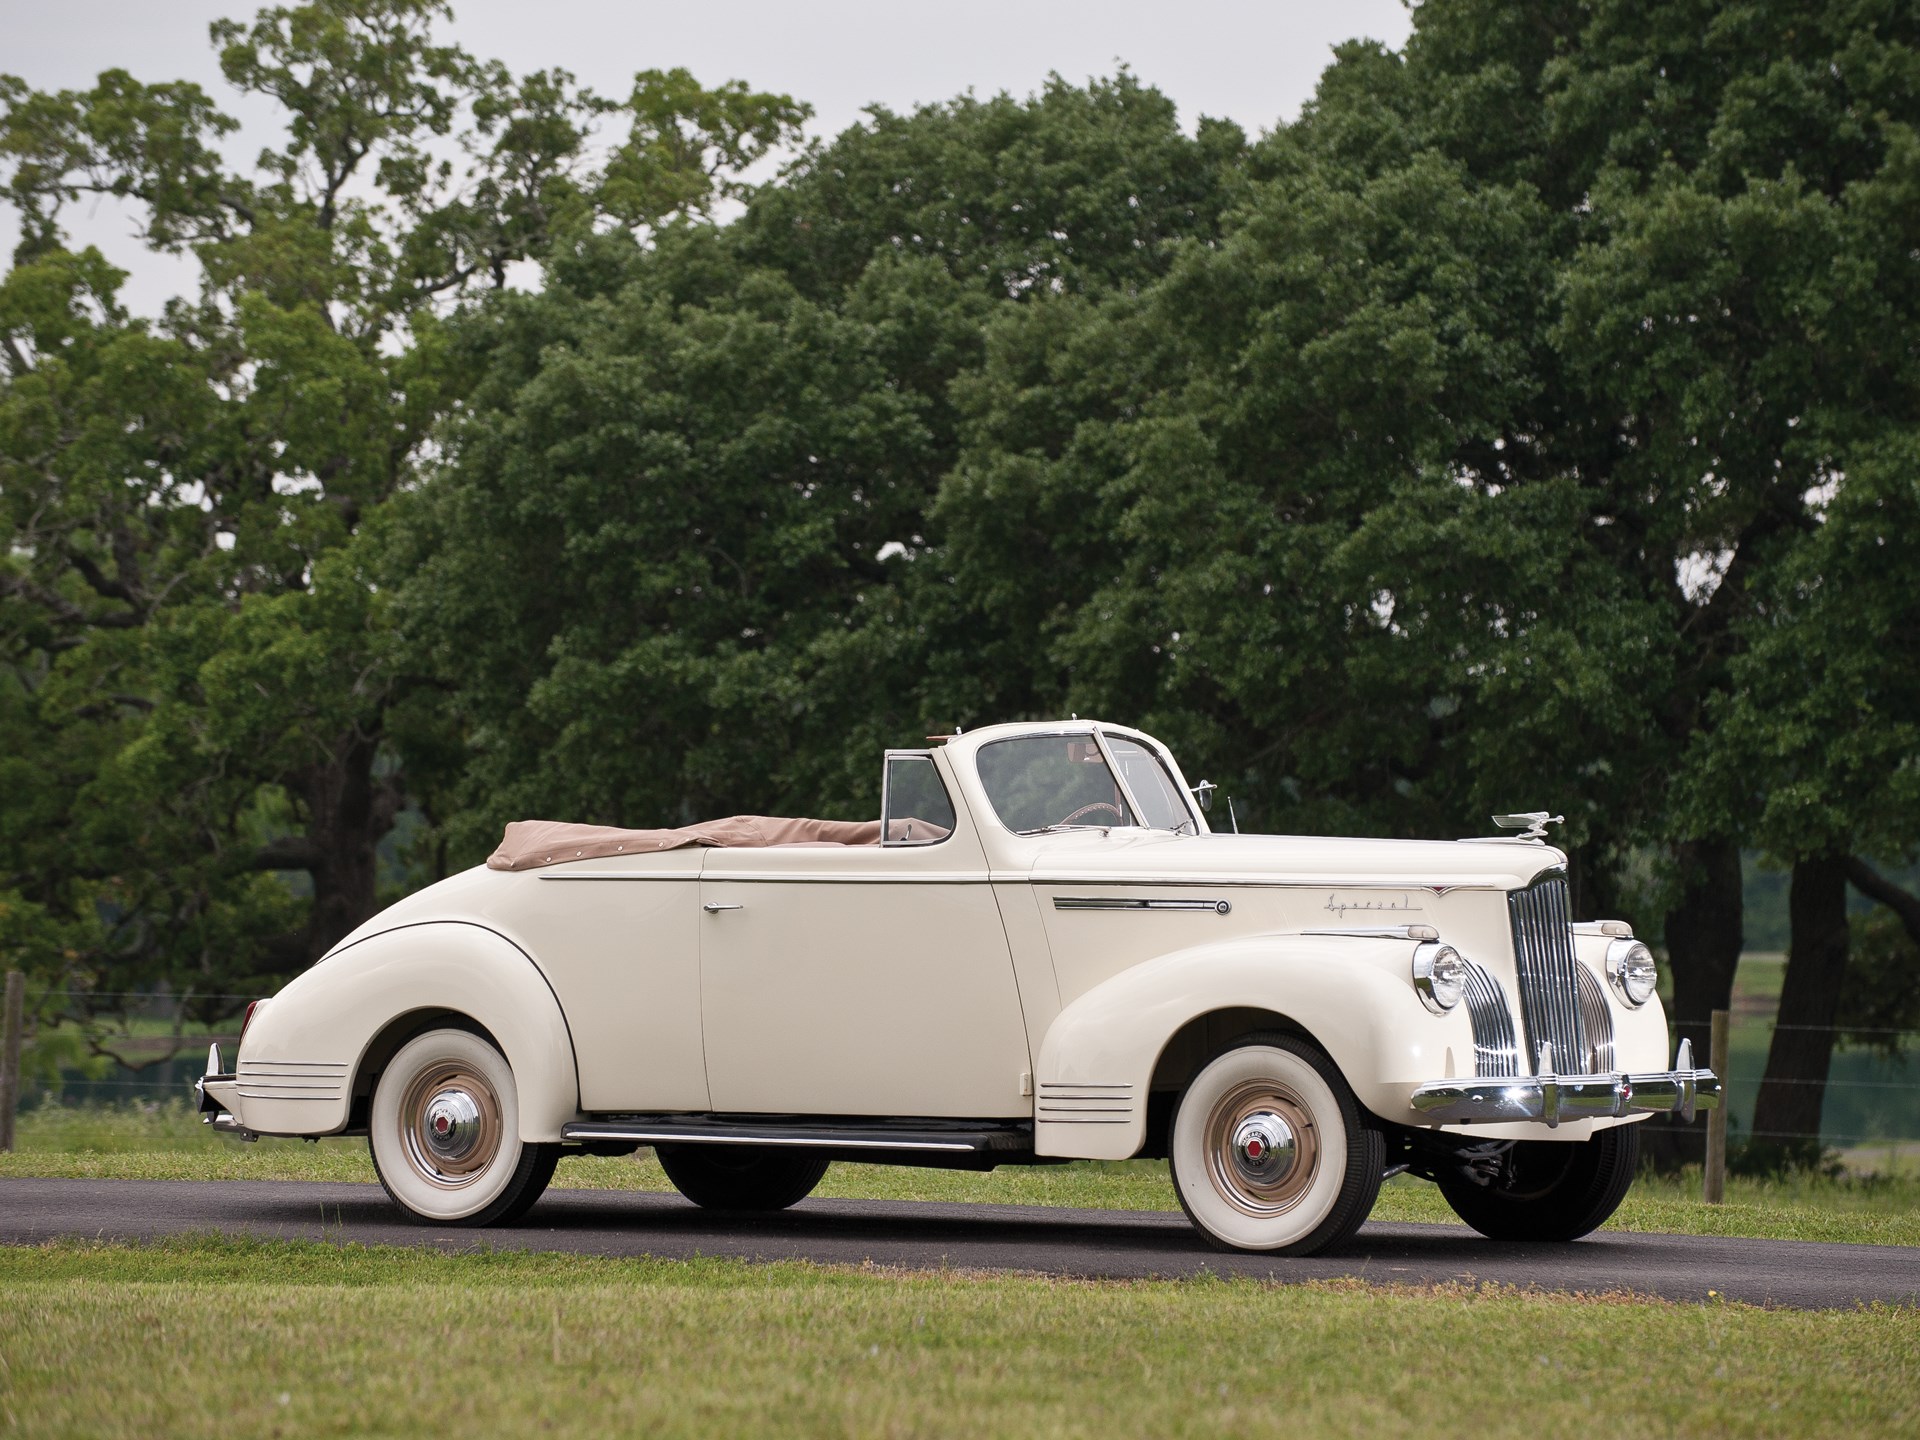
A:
[[391, 77, 1246, 857], [0, 0, 807, 1028]]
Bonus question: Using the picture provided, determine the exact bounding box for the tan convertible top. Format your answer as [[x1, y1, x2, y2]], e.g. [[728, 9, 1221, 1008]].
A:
[[486, 815, 945, 871]]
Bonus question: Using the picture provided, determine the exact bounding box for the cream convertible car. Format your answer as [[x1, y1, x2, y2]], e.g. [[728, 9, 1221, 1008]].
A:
[[196, 721, 1718, 1255]]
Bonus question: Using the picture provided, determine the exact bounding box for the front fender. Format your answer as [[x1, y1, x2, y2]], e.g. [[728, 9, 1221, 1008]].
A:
[[233, 920, 581, 1142], [1033, 934, 1472, 1159]]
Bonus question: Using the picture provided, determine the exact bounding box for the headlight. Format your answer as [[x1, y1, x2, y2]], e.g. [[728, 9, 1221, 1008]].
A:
[[1412, 942, 1467, 1014], [1605, 939, 1658, 1007]]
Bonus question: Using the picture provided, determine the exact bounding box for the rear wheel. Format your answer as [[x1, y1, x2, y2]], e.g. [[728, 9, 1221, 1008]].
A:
[[1170, 1033, 1384, 1255], [1436, 1123, 1639, 1241], [655, 1145, 829, 1211], [368, 1028, 559, 1226]]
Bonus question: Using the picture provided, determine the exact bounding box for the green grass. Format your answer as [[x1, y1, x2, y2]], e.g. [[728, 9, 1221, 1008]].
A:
[[7, 1101, 1920, 1246], [1, 1236, 1915, 1439]]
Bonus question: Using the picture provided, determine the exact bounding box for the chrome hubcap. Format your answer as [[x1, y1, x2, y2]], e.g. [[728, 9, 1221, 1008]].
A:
[[1203, 1079, 1321, 1218], [422, 1088, 484, 1165], [1229, 1111, 1297, 1187], [397, 1063, 502, 1188]]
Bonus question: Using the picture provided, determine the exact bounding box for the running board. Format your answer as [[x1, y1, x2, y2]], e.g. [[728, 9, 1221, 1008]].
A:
[[562, 1116, 1030, 1155]]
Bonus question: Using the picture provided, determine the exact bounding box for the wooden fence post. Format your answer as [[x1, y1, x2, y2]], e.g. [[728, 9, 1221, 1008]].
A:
[[1703, 1007, 1730, 1204], [0, 970, 23, 1153]]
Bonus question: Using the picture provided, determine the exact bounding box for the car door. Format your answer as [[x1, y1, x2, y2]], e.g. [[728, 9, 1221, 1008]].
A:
[[697, 751, 1032, 1118]]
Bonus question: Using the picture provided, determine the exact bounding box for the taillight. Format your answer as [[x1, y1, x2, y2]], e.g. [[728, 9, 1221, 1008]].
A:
[[239, 999, 263, 1046]]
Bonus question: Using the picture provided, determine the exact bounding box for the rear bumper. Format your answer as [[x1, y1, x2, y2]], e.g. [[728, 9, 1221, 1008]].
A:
[[192, 1043, 258, 1141], [1409, 1039, 1720, 1128]]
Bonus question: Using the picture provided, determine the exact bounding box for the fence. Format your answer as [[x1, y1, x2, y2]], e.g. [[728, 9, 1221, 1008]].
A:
[[4, 981, 1918, 1184]]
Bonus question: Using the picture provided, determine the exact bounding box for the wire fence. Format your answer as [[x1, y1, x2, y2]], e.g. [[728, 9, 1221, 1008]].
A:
[[10, 994, 1920, 1156]]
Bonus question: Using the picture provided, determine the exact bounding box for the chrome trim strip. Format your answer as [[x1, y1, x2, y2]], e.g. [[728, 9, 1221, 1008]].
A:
[[695, 875, 994, 885], [235, 1090, 337, 1101], [1301, 924, 1440, 941], [560, 1125, 980, 1153], [1053, 897, 1231, 914], [539, 871, 703, 881], [1028, 875, 1506, 891]]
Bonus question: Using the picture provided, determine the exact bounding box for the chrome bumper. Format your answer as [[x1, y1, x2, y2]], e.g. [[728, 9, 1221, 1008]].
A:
[[193, 1042, 258, 1141], [1409, 1039, 1720, 1128]]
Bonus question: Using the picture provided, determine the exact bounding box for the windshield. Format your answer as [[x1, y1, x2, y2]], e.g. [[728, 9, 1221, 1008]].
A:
[[978, 735, 1135, 833], [1104, 736, 1196, 831], [976, 732, 1197, 834]]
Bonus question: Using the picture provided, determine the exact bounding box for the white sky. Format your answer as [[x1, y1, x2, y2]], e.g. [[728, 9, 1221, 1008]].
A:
[[0, 0, 1415, 313]]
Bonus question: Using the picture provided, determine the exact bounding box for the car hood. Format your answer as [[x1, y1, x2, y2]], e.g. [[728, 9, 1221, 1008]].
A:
[[1019, 829, 1564, 891]]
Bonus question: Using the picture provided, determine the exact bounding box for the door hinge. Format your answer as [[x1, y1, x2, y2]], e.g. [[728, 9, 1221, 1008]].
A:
[[1019, 1071, 1033, 1097]]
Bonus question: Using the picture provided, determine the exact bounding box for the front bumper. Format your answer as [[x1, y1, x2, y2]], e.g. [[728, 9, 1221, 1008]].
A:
[[1409, 1039, 1720, 1128], [193, 1042, 257, 1141]]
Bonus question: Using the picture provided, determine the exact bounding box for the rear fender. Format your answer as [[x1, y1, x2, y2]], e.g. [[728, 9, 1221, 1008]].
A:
[[233, 921, 581, 1142]]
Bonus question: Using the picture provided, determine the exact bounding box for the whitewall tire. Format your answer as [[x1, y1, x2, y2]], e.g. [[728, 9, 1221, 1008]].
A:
[[1170, 1034, 1384, 1255], [368, 1028, 558, 1226]]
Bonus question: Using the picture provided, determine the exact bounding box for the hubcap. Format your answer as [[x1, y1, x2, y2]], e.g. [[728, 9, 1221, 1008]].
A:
[[1229, 1111, 1297, 1186], [1203, 1080, 1321, 1217], [397, 1064, 502, 1188]]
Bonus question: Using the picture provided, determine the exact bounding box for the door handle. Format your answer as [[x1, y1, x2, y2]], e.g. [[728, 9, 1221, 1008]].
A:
[[702, 902, 743, 913]]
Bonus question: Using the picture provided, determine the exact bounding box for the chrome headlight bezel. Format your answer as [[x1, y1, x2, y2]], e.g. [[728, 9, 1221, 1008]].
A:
[[1412, 942, 1467, 1014], [1605, 938, 1658, 1007]]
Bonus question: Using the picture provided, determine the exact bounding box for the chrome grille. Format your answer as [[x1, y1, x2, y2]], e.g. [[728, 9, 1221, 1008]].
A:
[[1575, 965, 1615, 1074], [1507, 872, 1587, 1076], [1463, 960, 1519, 1078]]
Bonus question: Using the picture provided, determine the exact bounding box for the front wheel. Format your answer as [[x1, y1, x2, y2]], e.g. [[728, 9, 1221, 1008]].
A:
[[368, 1028, 559, 1226], [1436, 1123, 1639, 1241], [1170, 1033, 1384, 1255], [655, 1145, 829, 1211]]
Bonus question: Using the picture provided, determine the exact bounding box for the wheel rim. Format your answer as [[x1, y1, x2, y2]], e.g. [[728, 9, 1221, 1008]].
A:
[[396, 1062, 503, 1189], [1202, 1078, 1321, 1218]]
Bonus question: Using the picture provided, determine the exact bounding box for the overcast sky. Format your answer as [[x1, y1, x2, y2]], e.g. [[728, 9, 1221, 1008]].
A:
[[0, 0, 1416, 312]]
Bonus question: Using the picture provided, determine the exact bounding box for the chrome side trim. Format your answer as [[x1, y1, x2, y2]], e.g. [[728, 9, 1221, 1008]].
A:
[[1053, 897, 1231, 914], [561, 1120, 999, 1154], [1301, 924, 1440, 941], [540, 871, 703, 881]]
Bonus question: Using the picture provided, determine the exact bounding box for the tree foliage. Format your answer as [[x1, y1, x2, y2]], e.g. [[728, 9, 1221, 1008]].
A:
[[3, 0, 1918, 1145]]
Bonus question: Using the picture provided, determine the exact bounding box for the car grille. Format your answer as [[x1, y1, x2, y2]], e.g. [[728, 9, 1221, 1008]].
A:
[[1462, 959, 1520, 1077], [1507, 872, 1589, 1076]]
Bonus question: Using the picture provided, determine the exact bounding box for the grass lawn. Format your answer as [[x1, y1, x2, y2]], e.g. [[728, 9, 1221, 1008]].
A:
[[2, 1236, 1915, 1440], [5, 1101, 1920, 1247]]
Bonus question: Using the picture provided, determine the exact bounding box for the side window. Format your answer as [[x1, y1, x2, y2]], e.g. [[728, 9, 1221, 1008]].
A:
[[882, 752, 957, 845]]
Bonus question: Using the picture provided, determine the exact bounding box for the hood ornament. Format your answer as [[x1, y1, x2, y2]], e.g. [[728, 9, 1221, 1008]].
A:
[[1493, 811, 1563, 843]]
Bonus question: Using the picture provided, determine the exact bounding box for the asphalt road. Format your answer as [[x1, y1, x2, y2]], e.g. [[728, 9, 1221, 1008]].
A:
[[3, 1177, 1913, 1310]]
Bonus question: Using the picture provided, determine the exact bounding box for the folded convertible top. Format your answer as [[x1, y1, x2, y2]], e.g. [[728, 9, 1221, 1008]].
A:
[[486, 814, 903, 871]]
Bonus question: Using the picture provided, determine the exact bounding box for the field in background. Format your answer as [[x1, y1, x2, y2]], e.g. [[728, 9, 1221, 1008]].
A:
[[2, 1237, 1915, 1440]]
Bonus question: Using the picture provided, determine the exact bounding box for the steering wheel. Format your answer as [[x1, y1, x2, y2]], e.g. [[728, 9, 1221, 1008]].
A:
[[1061, 801, 1125, 826]]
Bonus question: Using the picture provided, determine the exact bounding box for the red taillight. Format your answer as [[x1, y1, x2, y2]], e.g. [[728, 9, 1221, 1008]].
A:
[[239, 1000, 262, 1045]]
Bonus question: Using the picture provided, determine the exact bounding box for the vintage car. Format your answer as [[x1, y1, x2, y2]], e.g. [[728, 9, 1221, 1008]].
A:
[[195, 720, 1718, 1254]]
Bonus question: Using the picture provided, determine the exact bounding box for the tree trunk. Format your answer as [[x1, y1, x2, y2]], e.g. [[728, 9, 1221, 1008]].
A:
[[298, 729, 403, 964], [1749, 853, 1851, 1161], [1662, 839, 1745, 1067], [1644, 838, 1744, 1169]]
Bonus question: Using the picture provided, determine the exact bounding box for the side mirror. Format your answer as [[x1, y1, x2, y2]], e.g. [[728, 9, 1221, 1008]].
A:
[[1189, 779, 1216, 812]]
